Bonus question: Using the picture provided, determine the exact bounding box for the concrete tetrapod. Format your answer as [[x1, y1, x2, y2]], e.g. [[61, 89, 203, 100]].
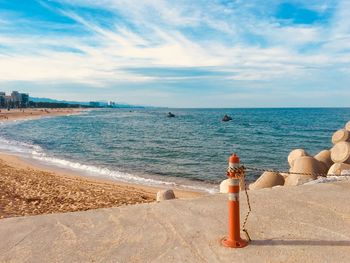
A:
[[288, 149, 309, 168], [249, 171, 284, 190], [331, 141, 350, 164], [219, 179, 230, 193], [220, 178, 246, 193], [346, 120, 350, 132], [285, 156, 326, 186], [332, 129, 350, 144], [327, 163, 350, 176], [314, 150, 333, 171]]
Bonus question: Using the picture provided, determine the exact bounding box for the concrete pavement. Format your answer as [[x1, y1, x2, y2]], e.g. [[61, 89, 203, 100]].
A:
[[1, 181, 350, 263]]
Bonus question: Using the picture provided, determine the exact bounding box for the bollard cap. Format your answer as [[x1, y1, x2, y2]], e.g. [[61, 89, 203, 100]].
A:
[[229, 153, 240, 164]]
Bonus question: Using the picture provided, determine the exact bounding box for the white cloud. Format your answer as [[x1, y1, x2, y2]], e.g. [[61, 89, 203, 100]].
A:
[[0, 0, 349, 106]]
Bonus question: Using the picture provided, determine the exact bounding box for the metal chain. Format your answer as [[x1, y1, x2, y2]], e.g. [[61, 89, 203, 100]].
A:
[[227, 165, 350, 178], [240, 167, 252, 242]]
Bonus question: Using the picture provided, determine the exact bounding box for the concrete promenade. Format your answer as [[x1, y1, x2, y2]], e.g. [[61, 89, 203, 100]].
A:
[[1, 181, 349, 263]]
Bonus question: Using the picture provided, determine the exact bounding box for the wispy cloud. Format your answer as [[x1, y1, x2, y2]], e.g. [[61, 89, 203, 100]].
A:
[[0, 0, 349, 106]]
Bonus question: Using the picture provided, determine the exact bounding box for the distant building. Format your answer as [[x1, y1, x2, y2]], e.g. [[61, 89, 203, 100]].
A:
[[0, 93, 12, 108], [11, 91, 21, 107], [108, 101, 116, 107], [0, 91, 30, 108], [4, 96, 12, 108], [0, 93, 5, 108], [89, 101, 100, 107], [21, 93, 29, 107]]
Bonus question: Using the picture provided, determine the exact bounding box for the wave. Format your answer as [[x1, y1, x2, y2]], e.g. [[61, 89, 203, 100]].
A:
[[0, 136, 42, 155], [0, 134, 217, 193], [31, 151, 217, 193]]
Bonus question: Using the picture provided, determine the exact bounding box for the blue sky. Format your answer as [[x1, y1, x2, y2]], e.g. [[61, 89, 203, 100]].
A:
[[0, 0, 349, 107]]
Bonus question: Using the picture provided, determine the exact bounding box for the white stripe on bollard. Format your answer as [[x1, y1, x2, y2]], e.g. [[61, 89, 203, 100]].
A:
[[228, 193, 239, 201], [228, 179, 240, 186]]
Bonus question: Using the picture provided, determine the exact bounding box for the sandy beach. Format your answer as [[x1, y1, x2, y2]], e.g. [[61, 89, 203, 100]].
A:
[[0, 108, 83, 121], [0, 109, 202, 219]]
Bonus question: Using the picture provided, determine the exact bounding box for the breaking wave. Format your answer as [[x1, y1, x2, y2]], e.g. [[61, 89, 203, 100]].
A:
[[0, 133, 217, 193]]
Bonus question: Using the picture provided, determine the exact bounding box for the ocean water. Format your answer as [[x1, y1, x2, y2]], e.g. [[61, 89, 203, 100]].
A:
[[0, 108, 349, 192]]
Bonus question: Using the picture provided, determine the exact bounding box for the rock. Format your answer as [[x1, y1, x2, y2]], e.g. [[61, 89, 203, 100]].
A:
[[332, 129, 350, 144], [327, 163, 350, 176], [249, 172, 284, 190], [330, 141, 350, 164], [288, 149, 309, 168], [314, 150, 333, 170], [289, 156, 326, 180], [284, 174, 314, 186], [156, 189, 176, 201]]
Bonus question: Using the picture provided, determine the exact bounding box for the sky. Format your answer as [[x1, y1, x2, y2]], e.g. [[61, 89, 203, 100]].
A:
[[0, 0, 349, 107]]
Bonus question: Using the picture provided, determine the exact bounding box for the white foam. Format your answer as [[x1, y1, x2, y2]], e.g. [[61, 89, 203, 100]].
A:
[[178, 183, 218, 194], [0, 120, 217, 193], [31, 151, 216, 193], [32, 151, 172, 185], [0, 136, 42, 155]]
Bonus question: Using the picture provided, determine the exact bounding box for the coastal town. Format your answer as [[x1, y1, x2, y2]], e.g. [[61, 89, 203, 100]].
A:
[[0, 91, 119, 109], [0, 91, 29, 108]]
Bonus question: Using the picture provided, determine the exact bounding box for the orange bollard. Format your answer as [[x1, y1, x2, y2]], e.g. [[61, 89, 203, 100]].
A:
[[221, 153, 248, 248]]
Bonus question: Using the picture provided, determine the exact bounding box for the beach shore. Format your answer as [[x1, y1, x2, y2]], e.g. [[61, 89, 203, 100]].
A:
[[0, 109, 203, 219]]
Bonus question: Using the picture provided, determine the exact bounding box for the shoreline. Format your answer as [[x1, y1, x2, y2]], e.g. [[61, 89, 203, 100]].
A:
[[1, 152, 204, 199], [0, 109, 204, 219], [0, 153, 202, 219]]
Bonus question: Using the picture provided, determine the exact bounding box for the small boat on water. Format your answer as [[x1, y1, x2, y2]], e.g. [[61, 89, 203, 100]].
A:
[[167, 112, 175, 118], [222, 114, 232, 122]]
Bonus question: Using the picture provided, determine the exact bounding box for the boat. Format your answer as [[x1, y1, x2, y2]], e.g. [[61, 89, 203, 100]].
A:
[[222, 114, 232, 122], [167, 112, 175, 118]]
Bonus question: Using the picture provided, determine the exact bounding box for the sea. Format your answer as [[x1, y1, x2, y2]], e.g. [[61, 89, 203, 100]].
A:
[[0, 108, 349, 193]]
